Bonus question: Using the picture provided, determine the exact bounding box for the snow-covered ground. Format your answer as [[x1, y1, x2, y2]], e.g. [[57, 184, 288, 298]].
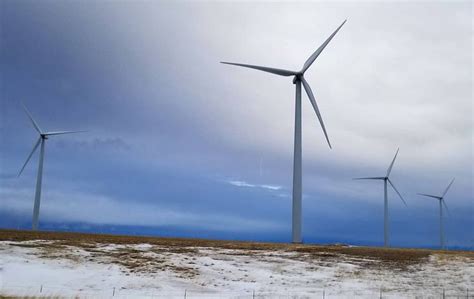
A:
[[0, 240, 472, 298]]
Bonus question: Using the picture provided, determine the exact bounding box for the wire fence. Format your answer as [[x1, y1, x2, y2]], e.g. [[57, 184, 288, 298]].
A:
[[0, 284, 471, 298]]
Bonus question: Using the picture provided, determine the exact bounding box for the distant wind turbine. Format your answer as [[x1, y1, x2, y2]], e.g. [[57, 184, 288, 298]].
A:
[[18, 103, 85, 230], [221, 20, 346, 243], [354, 148, 407, 248], [418, 178, 454, 250]]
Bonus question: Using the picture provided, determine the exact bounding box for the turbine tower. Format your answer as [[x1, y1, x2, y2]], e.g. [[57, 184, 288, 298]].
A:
[[221, 20, 346, 243], [354, 148, 407, 247], [18, 103, 85, 231], [418, 178, 454, 250]]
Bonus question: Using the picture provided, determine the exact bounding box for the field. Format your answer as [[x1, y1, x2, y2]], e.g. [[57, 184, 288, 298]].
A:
[[0, 229, 472, 298]]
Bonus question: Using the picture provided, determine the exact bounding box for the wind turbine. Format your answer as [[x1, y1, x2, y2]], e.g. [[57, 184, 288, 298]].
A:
[[418, 178, 454, 250], [354, 148, 407, 247], [18, 103, 85, 231], [221, 20, 346, 243]]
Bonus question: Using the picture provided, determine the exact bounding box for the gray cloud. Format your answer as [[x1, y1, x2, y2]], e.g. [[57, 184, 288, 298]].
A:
[[55, 137, 132, 152], [0, 186, 283, 232], [98, 1, 471, 188]]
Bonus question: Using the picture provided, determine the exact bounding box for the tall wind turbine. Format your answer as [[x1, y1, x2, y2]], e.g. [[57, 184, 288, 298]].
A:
[[18, 103, 85, 231], [418, 178, 454, 250], [354, 148, 407, 247], [221, 20, 346, 243]]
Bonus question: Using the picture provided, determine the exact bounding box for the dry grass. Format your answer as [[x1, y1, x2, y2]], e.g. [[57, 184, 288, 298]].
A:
[[1, 229, 472, 274]]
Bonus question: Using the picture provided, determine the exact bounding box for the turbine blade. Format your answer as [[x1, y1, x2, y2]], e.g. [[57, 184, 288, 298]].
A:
[[353, 177, 385, 180], [18, 137, 41, 177], [388, 178, 407, 206], [21, 103, 42, 134], [220, 62, 297, 77], [44, 130, 87, 136], [442, 178, 455, 197], [301, 77, 331, 148], [417, 193, 442, 200], [386, 148, 400, 177], [442, 199, 451, 217], [301, 19, 347, 73]]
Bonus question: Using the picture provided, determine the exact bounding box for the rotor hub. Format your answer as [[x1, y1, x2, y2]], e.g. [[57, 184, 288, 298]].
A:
[[292, 73, 303, 84]]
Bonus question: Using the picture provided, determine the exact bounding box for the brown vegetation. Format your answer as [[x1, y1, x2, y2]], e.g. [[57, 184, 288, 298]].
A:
[[1, 229, 472, 275]]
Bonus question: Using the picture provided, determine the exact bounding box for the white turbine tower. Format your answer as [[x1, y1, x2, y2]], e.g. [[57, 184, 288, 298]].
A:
[[354, 148, 407, 248], [418, 178, 454, 250], [18, 103, 85, 231], [221, 20, 346, 243]]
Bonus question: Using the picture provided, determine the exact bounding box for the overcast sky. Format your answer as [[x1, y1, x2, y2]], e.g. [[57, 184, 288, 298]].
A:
[[0, 1, 472, 248]]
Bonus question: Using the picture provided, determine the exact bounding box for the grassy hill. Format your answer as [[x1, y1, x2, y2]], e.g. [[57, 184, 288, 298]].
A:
[[1, 229, 472, 298]]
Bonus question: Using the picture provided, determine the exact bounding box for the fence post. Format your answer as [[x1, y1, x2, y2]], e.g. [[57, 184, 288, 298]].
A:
[[442, 288, 445, 299], [184, 289, 187, 299], [40, 285, 43, 293], [113, 287, 115, 297], [467, 288, 469, 299], [323, 289, 325, 299], [253, 290, 255, 299], [380, 288, 382, 299]]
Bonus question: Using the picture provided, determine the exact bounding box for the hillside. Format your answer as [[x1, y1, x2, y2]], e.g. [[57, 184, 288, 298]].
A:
[[0, 230, 472, 298]]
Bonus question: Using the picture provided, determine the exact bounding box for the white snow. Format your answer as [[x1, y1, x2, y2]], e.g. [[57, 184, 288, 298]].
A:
[[0, 240, 472, 298]]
